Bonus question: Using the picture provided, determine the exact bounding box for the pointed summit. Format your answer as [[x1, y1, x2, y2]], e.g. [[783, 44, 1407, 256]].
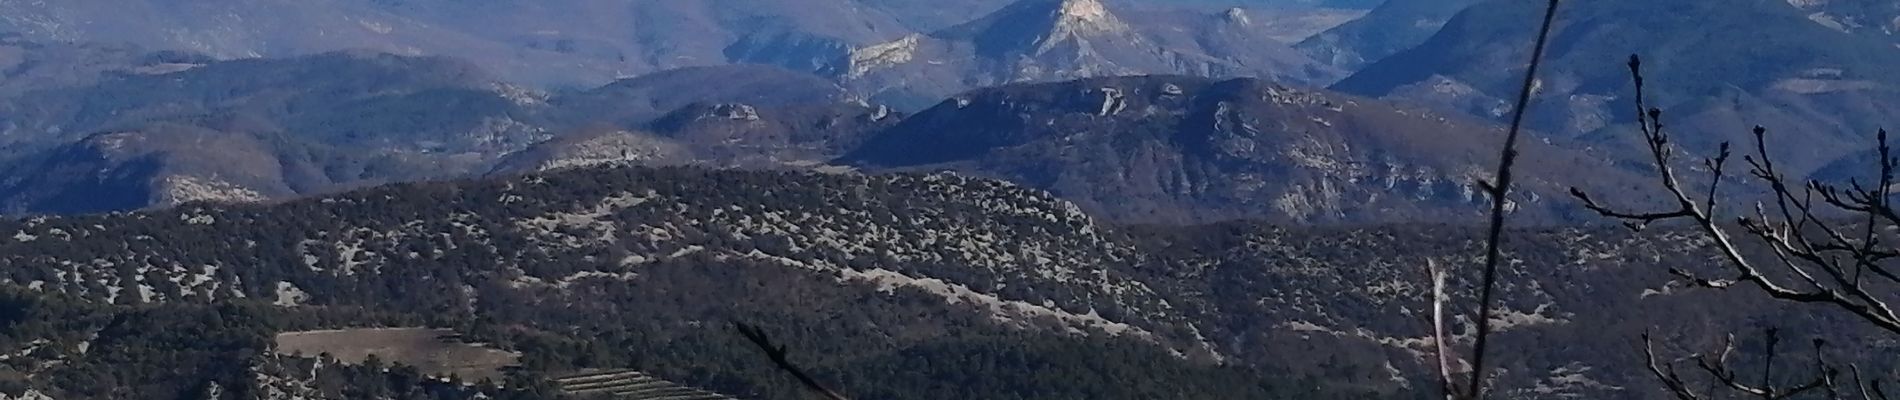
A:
[[1222, 7, 1251, 26], [936, 0, 1137, 57], [1052, 0, 1120, 30], [834, 0, 1339, 107]]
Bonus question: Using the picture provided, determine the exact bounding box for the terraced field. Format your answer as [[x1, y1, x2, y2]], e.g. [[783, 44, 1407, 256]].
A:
[[553, 369, 735, 400]]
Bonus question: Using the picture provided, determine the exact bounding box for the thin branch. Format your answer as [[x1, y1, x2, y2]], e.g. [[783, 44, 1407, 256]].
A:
[[1464, 0, 1564, 397], [1427, 259, 1461, 399], [1852, 365, 1893, 400], [1569, 58, 1900, 335], [734, 322, 852, 400], [1644, 332, 1704, 400], [1653, 330, 1839, 400], [1574, 50, 1900, 400]]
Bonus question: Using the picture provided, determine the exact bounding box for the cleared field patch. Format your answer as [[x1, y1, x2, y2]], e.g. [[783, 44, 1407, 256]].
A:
[[273, 327, 519, 382]]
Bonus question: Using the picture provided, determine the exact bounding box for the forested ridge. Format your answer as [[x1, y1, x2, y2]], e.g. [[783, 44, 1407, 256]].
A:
[[0, 166, 1385, 400], [0, 165, 1886, 399]]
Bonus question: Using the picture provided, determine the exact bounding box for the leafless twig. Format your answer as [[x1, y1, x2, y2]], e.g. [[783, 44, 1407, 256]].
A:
[[1426, 259, 1462, 398], [1572, 51, 1900, 400], [1643, 331, 1703, 400], [1572, 56, 1900, 335], [735, 321, 852, 400], [1433, 0, 1564, 398], [1643, 329, 1840, 399]]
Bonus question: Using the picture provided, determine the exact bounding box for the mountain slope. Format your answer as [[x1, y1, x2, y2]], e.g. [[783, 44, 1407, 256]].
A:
[[0, 48, 929, 215], [487, 126, 694, 174], [1787, 0, 1900, 47], [840, 75, 1651, 224], [547, 65, 852, 129], [1130, 221, 1898, 400], [0, 0, 1355, 95], [0, 51, 554, 214], [0, 166, 1324, 399], [0, 33, 166, 98], [1295, 0, 1485, 70], [0, 119, 292, 214], [0, 165, 1889, 399], [1332, 0, 1900, 175], [0, 0, 924, 87], [0, 167, 1189, 343], [0, 50, 540, 151], [496, 100, 899, 174]]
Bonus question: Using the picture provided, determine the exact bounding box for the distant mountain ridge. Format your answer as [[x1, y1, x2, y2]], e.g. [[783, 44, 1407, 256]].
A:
[[0, 40, 1579, 225], [1332, 0, 1900, 176], [0, 0, 1344, 96], [840, 75, 1655, 224], [0, 0, 924, 87], [0, 50, 561, 214], [0, 47, 1665, 225], [817, 0, 1342, 108], [1296, 0, 1485, 70], [1786, 0, 1900, 47], [0, 51, 895, 215]]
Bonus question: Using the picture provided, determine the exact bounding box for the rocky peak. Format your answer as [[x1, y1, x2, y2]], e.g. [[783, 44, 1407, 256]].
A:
[[1223, 7, 1252, 26], [697, 103, 763, 122], [1052, 0, 1121, 31], [938, 0, 1137, 57]]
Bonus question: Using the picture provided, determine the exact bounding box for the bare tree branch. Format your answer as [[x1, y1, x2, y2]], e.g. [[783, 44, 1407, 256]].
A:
[[1852, 365, 1894, 400], [1646, 329, 1845, 400], [734, 321, 852, 400], [1644, 332, 1705, 400], [1460, 1, 1565, 398], [1426, 259, 1461, 399], [1568, 56, 1900, 335], [1568, 44, 1900, 399]]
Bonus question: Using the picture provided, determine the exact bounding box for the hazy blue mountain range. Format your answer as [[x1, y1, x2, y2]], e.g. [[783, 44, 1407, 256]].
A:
[[1296, 0, 1485, 70], [1332, 0, 1900, 177], [0, 0, 1358, 94], [840, 75, 1654, 224], [0, 50, 890, 215], [2, 0, 1890, 221], [0, 32, 1619, 224]]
